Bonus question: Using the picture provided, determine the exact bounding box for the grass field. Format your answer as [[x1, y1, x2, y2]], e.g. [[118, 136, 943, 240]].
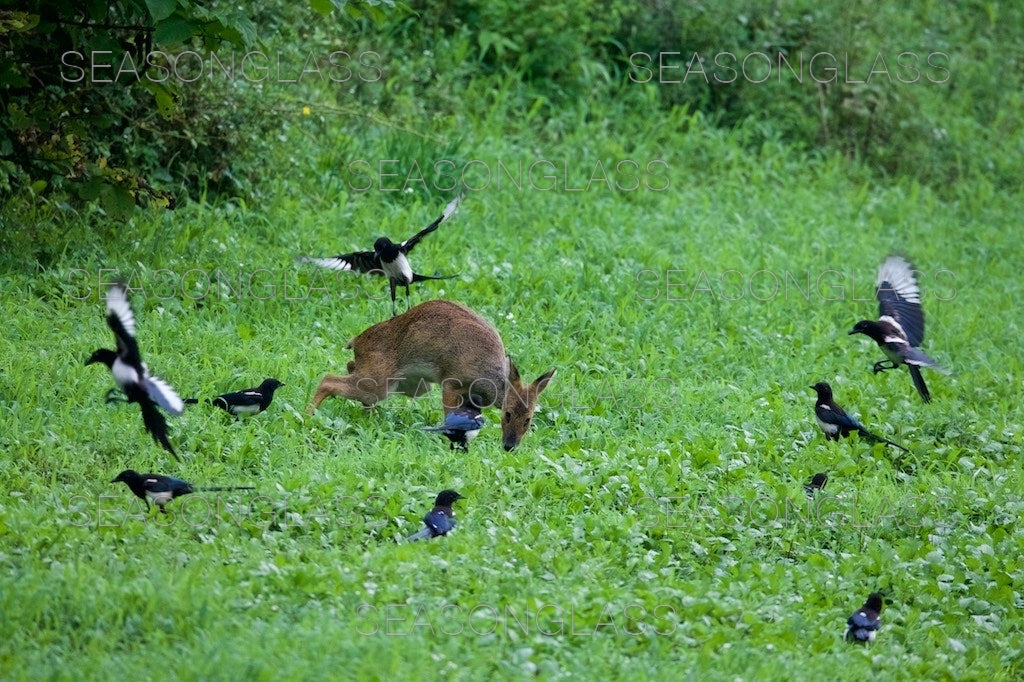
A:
[[3, 10, 1024, 680]]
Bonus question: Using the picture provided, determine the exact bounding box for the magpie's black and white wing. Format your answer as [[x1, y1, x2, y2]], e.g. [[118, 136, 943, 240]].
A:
[[214, 389, 265, 414], [302, 250, 382, 275], [105, 284, 143, 365], [443, 411, 484, 433], [876, 256, 925, 347], [847, 608, 880, 632], [143, 374, 185, 415], [401, 194, 463, 253], [815, 403, 863, 431], [423, 508, 456, 536]]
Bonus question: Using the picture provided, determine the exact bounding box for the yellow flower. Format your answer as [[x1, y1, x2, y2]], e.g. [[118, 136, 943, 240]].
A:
[[302, 106, 311, 116]]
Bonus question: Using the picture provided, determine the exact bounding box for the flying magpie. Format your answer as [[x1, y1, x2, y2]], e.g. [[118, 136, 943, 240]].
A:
[[845, 592, 884, 644], [849, 256, 946, 402], [184, 378, 284, 417], [810, 382, 909, 452], [804, 472, 829, 498], [421, 403, 485, 451], [406, 489, 464, 541], [302, 194, 463, 315], [86, 284, 184, 459], [111, 469, 255, 513]]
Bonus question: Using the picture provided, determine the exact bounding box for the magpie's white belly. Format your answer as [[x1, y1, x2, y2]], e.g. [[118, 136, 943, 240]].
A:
[[112, 358, 140, 389], [816, 418, 839, 435], [384, 253, 413, 284], [146, 491, 174, 506], [882, 345, 904, 365], [232, 403, 262, 415]]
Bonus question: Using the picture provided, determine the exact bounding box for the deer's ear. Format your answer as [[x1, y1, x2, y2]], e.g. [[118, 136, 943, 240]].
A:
[[533, 368, 556, 394], [506, 356, 521, 384]]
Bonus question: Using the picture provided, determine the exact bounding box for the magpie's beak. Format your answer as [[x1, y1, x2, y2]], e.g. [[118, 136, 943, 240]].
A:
[[808, 385, 816, 390], [110, 477, 120, 483], [847, 329, 858, 335]]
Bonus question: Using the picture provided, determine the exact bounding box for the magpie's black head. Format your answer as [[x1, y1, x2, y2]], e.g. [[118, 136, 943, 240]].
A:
[[808, 472, 828, 489], [111, 469, 139, 484], [865, 592, 884, 612], [435, 489, 464, 507], [260, 378, 284, 393], [810, 382, 833, 400], [86, 348, 117, 367], [849, 320, 881, 338], [373, 237, 398, 259]]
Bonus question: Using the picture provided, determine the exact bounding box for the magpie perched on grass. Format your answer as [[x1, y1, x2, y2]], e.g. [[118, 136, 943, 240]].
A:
[[421, 403, 485, 451], [406, 489, 464, 541], [849, 255, 946, 402], [810, 382, 909, 452], [845, 592, 884, 644], [804, 473, 829, 498], [302, 194, 463, 315], [111, 469, 255, 514], [86, 284, 184, 459], [184, 378, 284, 417]]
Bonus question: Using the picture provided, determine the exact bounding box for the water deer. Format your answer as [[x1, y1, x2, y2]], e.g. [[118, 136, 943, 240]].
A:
[[308, 300, 556, 450]]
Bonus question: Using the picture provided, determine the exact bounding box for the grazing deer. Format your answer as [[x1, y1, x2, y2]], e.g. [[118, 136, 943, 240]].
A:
[[308, 300, 556, 451]]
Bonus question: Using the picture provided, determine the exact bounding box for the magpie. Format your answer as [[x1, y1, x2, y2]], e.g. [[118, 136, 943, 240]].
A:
[[804, 472, 829, 498], [810, 382, 909, 452], [421, 403, 485, 451], [849, 255, 946, 402], [86, 284, 184, 459], [406, 489, 464, 541], [845, 592, 884, 644], [184, 378, 284, 417], [111, 469, 255, 513], [302, 194, 463, 315]]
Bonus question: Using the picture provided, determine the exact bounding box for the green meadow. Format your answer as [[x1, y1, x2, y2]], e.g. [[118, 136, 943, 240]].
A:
[[2, 1, 1023, 679]]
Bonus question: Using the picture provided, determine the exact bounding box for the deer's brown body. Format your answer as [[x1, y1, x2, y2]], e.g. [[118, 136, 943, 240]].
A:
[[308, 300, 555, 450]]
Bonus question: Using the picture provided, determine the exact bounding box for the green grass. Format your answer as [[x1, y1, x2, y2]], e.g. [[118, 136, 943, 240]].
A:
[[3, 78, 1024, 682]]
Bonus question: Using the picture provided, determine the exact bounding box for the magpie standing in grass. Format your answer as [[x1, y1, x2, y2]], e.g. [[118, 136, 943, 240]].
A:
[[406, 490, 464, 541], [804, 473, 829, 498], [301, 194, 463, 316], [845, 592, 884, 644], [849, 255, 946, 402], [421, 402, 485, 451], [184, 378, 284, 417], [111, 469, 255, 513], [86, 284, 184, 459], [810, 382, 909, 452]]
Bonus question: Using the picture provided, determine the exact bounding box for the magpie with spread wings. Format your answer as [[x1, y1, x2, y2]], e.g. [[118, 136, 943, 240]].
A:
[[86, 284, 184, 459], [849, 256, 946, 402], [303, 194, 463, 315]]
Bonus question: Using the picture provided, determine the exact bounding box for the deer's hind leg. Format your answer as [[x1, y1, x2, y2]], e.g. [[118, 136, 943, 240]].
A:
[[308, 374, 386, 414]]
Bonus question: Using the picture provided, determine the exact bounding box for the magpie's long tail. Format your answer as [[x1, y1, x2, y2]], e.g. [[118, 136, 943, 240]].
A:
[[406, 526, 433, 542], [197, 486, 256, 492], [133, 390, 180, 461], [411, 272, 458, 283], [420, 425, 447, 432], [858, 426, 910, 453], [908, 365, 931, 403]]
